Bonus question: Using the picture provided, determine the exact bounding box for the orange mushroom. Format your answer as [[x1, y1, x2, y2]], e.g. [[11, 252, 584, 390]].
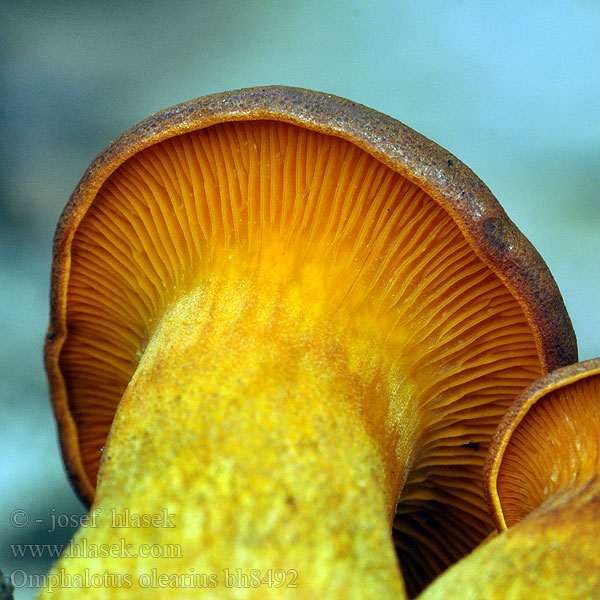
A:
[[43, 86, 575, 597], [418, 358, 600, 599], [487, 356, 600, 529]]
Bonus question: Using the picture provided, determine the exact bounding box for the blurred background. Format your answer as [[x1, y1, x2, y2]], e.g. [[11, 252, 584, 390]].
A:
[[1, 1, 598, 597]]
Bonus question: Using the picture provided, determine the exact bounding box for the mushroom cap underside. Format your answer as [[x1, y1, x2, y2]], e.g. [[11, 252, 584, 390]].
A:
[[486, 357, 600, 530]]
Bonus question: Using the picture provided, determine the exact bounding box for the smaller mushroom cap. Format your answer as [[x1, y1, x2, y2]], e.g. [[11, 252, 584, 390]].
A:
[[486, 357, 600, 529]]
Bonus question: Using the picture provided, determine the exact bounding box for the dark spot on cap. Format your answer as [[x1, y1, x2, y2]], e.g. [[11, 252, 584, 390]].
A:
[[482, 217, 514, 254], [460, 441, 479, 451]]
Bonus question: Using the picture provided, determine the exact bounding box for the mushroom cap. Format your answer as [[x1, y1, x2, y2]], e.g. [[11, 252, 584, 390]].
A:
[[45, 86, 576, 593], [486, 357, 600, 530]]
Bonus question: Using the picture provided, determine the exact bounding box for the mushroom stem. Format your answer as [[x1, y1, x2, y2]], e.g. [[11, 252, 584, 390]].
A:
[[41, 278, 408, 598]]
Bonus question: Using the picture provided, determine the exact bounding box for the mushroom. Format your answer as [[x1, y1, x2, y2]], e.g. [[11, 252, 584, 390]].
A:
[[43, 86, 575, 598], [417, 358, 600, 599]]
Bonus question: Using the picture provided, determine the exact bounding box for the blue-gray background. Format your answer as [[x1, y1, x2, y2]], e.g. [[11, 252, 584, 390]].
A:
[[1, 1, 599, 597]]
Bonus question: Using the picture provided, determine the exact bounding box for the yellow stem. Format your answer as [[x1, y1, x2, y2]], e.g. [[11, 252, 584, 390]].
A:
[[41, 278, 408, 598]]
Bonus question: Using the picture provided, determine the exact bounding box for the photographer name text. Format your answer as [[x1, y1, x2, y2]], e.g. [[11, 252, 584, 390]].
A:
[[10, 508, 175, 533]]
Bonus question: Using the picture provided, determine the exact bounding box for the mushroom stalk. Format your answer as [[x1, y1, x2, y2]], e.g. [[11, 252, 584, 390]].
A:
[[42, 279, 408, 598]]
